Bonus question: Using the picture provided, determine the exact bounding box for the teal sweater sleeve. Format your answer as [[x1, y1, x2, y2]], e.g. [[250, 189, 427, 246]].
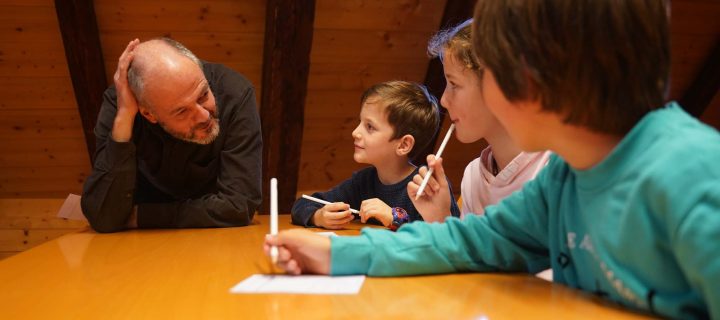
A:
[[330, 173, 552, 276]]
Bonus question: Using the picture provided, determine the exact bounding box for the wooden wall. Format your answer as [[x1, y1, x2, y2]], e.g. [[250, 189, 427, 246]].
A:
[[0, 0, 718, 259]]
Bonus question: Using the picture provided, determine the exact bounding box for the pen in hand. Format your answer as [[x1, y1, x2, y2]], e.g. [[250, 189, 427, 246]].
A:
[[415, 123, 455, 200]]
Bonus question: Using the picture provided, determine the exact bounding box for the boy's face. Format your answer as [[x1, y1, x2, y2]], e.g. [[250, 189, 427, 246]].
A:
[[440, 51, 502, 143], [351, 99, 401, 165], [481, 69, 546, 151]]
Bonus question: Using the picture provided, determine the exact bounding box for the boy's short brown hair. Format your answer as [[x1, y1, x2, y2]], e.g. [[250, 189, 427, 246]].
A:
[[361, 81, 440, 160], [472, 0, 670, 134]]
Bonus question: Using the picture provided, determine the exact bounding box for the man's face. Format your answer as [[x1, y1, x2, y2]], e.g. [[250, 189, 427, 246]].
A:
[[140, 59, 220, 145]]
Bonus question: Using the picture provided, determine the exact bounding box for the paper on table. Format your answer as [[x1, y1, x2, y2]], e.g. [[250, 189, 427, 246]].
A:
[[57, 194, 87, 221], [315, 231, 337, 237], [230, 274, 365, 295]]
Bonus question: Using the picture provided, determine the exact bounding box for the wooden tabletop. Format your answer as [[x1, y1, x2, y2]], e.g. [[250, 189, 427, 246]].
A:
[[0, 215, 653, 319]]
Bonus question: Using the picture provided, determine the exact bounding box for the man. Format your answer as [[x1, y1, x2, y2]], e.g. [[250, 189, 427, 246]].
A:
[[81, 38, 262, 233]]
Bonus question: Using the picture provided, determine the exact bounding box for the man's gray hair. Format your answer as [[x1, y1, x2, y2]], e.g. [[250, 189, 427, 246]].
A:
[[127, 37, 203, 109]]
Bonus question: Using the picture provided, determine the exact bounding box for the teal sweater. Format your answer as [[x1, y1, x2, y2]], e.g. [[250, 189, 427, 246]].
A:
[[331, 103, 720, 319]]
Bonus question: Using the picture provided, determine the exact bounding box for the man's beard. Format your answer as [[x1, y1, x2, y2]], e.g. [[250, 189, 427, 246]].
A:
[[160, 116, 220, 145]]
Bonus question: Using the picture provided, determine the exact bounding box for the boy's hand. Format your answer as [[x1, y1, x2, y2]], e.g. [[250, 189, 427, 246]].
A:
[[359, 198, 392, 227], [112, 39, 141, 143], [408, 155, 452, 222], [312, 202, 354, 229], [264, 229, 331, 275]]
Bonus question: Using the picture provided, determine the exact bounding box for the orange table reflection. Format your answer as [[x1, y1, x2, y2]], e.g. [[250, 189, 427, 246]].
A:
[[0, 215, 653, 319]]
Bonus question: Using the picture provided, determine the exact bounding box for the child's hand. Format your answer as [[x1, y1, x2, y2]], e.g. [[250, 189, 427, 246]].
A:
[[359, 198, 392, 227], [312, 202, 354, 229], [408, 155, 452, 222], [264, 229, 331, 275]]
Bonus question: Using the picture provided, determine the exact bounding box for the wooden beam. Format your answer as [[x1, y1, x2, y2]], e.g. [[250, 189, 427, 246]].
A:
[[55, 0, 107, 162], [260, 0, 316, 214], [418, 0, 477, 165], [679, 39, 720, 117]]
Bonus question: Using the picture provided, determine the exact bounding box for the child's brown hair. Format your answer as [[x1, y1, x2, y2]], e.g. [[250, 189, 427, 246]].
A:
[[472, 0, 670, 135], [360, 81, 440, 161]]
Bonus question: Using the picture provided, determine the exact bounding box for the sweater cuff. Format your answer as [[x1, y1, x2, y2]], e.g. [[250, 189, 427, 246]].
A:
[[137, 202, 178, 228], [330, 234, 373, 275]]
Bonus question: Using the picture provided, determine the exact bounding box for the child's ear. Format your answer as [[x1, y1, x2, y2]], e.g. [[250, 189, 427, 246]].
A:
[[139, 107, 158, 124], [396, 134, 415, 156]]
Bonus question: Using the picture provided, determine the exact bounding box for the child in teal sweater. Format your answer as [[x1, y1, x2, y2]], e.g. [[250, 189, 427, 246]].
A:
[[265, 1, 720, 318]]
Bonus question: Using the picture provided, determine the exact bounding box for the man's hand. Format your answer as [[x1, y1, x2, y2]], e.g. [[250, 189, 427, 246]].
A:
[[264, 229, 331, 275], [112, 39, 141, 143], [359, 198, 392, 227], [312, 203, 354, 229], [408, 155, 452, 222]]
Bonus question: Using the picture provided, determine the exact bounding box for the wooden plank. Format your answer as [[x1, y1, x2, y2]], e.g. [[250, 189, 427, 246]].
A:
[[308, 62, 428, 90], [314, 0, 446, 31], [0, 216, 86, 229], [0, 25, 69, 77], [0, 5, 63, 42], [0, 166, 88, 197], [94, 0, 265, 33], [0, 77, 76, 110], [679, 40, 720, 117], [55, 0, 107, 163], [0, 228, 78, 252], [418, 0, 477, 166], [0, 138, 90, 167], [0, 198, 66, 217], [0, 0, 52, 6], [0, 109, 84, 139], [311, 29, 434, 64], [260, 0, 316, 213], [99, 31, 264, 87]]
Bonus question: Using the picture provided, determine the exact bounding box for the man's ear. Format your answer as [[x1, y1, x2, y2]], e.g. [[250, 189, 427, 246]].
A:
[[396, 134, 415, 156], [139, 107, 158, 124]]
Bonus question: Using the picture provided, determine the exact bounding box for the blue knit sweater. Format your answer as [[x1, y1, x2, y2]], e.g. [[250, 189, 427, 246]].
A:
[[292, 166, 461, 227]]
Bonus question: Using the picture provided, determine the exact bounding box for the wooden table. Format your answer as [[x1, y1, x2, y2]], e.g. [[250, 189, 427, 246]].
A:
[[0, 215, 652, 319]]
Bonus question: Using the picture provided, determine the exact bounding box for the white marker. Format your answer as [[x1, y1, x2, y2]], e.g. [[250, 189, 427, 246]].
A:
[[415, 123, 455, 200], [301, 194, 360, 215], [270, 178, 279, 264]]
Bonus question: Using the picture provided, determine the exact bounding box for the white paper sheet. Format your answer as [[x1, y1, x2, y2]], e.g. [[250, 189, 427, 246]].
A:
[[315, 231, 337, 237], [230, 274, 365, 295], [57, 194, 87, 221]]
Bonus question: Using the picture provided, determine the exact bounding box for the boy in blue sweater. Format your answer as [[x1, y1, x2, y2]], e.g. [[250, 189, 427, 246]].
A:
[[291, 81, 460, 230], [268, 1, 719, 318]]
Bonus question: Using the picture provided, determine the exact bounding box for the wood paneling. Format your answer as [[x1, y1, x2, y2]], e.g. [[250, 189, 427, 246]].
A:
[[0, 0, 90, 199], [0, 78, 75, 110], [94, 0, 266, 99], [298, 0, 447, 194], [0, 0, 717, 258], [0, 198, 86, 259]]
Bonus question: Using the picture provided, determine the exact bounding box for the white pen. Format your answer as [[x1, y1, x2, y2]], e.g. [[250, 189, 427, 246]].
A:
[[415, 123, 455, 200], [270, 178, 279, 265], [301, 194, 360, 215]]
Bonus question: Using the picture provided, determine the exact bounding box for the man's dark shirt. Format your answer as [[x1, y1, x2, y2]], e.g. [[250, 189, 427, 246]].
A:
[[81, 62, 262, 233]]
